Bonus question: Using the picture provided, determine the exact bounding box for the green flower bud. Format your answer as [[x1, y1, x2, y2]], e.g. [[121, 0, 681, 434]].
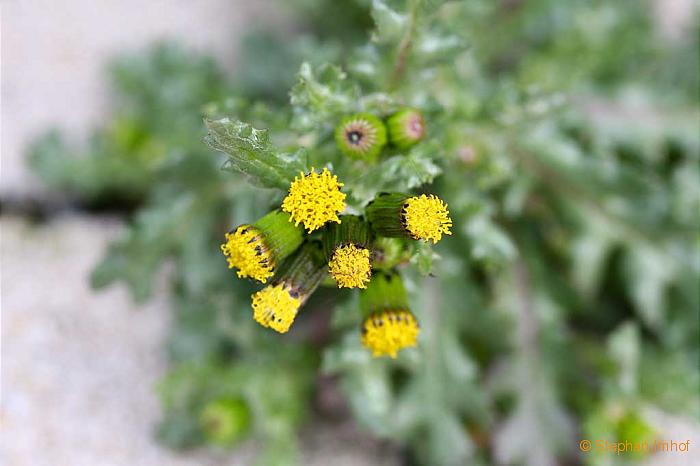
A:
[[200, 398, 251, 447], [335, 113, 387, 161], [387, 108, 426, 149]]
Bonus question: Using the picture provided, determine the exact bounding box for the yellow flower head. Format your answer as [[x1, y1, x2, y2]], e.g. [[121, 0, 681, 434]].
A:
[[251, 283, 301, 333], [329, 244, 372, 289], [402, 194, 452, 244], [361, 310, 419, 358], [221, 226, 275, 283], [281, 168, 346, 232]]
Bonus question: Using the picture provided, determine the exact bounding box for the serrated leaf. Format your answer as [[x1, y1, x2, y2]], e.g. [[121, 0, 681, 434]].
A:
[[204, 118, 307, 189], [624, 245, 675, 330], [290, 62, 359, 131], [463, 215, 517, 266]]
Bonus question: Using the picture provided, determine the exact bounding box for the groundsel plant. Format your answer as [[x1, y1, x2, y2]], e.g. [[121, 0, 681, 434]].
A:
[[29, 0, 699, 465], [197, 0, 698, 463]]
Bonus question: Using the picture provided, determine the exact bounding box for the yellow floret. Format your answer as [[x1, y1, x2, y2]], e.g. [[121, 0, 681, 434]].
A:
[[281, 168, 346, 232], [402, 194, 452, 244], [329, 244, 372, 289], [361, 310, 419, 358], [221, 226, 275, 283], [251, 283, 301, 333]]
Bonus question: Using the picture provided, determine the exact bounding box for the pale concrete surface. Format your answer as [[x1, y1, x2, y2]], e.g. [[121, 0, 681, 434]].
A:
[[1, 214, 226, 466], [1, 0, 287, 197], [1, 215, 399, 466]]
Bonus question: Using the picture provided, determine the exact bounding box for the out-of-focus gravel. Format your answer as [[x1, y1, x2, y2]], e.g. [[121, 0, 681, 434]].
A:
[[1, 215, 400, 466]]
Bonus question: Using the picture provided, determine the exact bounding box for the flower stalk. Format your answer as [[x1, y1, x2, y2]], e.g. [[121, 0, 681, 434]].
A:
[[251, 242, 327, 333]]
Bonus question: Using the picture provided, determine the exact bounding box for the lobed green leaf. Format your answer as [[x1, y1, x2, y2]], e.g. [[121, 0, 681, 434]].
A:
[[204, 118, 308, 190]]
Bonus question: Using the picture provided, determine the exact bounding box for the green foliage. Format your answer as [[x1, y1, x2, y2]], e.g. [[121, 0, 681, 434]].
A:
[[204, 119, 308, 189], [29, 43, 230, 207], [28, 1, 699, 465]]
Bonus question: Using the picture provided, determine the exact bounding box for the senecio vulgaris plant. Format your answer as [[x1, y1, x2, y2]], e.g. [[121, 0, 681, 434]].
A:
[[182, 0, 700, 462], [28, 0, 699, 465], [218, 108, 449, 357]]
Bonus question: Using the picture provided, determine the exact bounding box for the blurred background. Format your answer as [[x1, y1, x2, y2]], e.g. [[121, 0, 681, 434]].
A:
[[2, 1, 699, 465]]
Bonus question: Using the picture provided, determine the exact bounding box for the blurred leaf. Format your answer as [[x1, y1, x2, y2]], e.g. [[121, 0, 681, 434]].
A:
[[370, 0, 408, 44], [290, 62, 360, 131], [463, 215, 517, 267], [91, 194, 196, 301], [347, 143, 442, 206], [607, 322, 640, 395], [624, 245, 675, 331], [410, 242, 437, 276]]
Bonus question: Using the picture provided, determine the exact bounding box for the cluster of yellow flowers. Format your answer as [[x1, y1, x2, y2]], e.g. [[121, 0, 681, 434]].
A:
[[220, 111, 452, 358]]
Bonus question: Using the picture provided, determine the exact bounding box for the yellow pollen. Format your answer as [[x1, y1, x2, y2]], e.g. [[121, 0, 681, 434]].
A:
[[281, 168, 346, 232], [251, 283, 301, 333], [329, 244, 372, 289], [361, 310, 419, 358], [402, 194, 452, 244], [221, 226, 275, 283]]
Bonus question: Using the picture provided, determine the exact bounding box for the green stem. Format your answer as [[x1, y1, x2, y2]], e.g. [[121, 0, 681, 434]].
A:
[[276, 243, 327, 301], [389, 0, 421, 90]]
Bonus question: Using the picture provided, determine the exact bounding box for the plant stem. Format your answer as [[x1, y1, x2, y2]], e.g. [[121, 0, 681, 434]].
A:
[[389, 0, 421, 89]]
